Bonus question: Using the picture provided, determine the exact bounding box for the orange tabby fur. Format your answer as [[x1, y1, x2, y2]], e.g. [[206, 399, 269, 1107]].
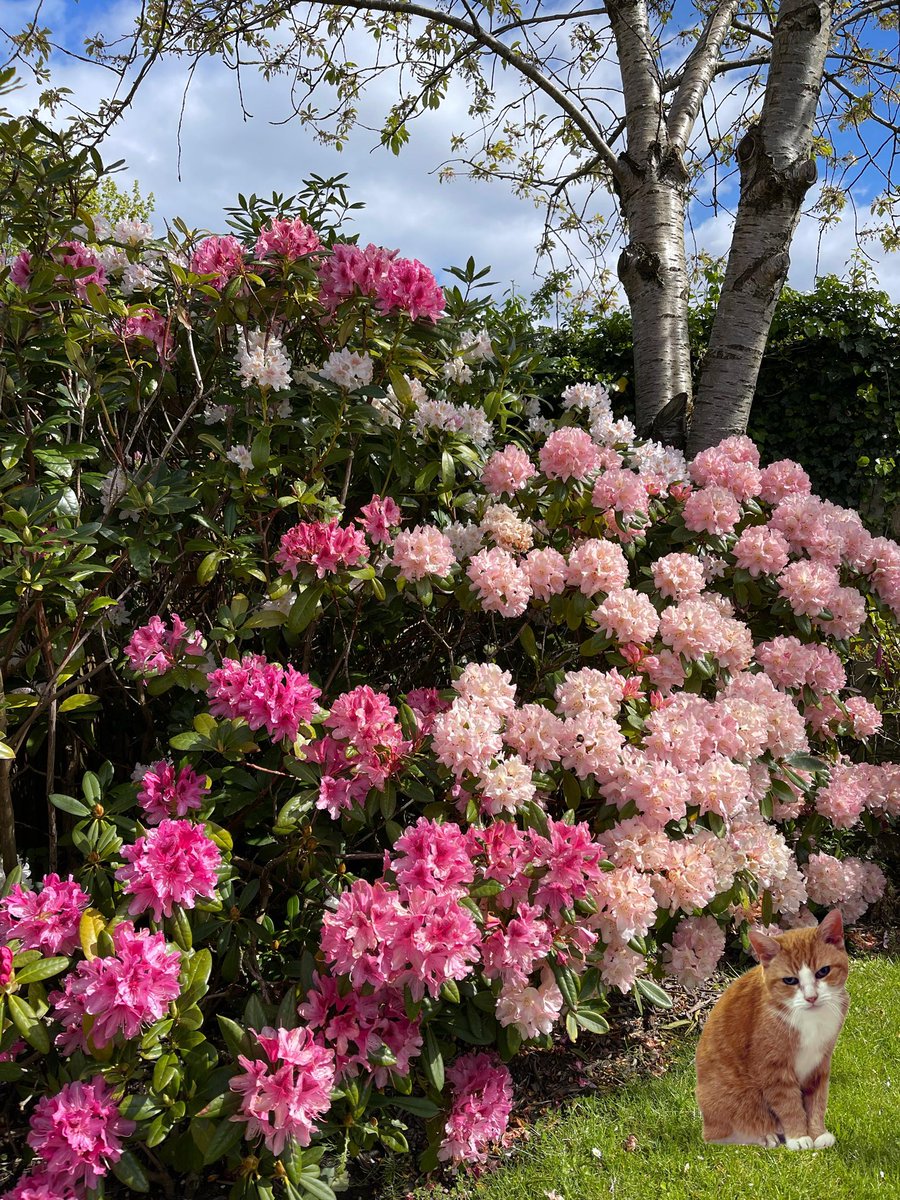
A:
[[695, 909, 849, 1149]]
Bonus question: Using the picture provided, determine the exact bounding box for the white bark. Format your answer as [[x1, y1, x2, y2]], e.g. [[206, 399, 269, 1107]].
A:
[[689, 0, 835, 456]]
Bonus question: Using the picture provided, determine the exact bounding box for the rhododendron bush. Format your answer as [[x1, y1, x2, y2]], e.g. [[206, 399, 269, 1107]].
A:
[[1, 133, 897, 1199]]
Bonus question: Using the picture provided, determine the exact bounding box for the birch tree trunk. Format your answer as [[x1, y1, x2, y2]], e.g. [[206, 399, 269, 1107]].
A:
[[688, 0, 835, 456]]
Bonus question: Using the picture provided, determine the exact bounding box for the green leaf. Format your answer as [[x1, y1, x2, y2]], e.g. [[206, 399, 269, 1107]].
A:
[[518, 623, 538, 662], [634, 978, 673, 1009], [110, 1150, 150, 1193], [217, 1015, 250, 1059], [58, 693, 99, 713], [287, 584, 324, 634], [298, 1175, 337, 1200], [198, 551, 223, 585], [421, 1027, 444, 1091], [575, 1009, 610, 1035], [202, 1116, 245, 1165], [50, 792, 91, 817], [552, 958, 581, 1011], [0, 740, 14, 761], [13, 955, 69, 985], [380, 1095, 440, 1118], [7, 993, 50, 1053], [251, 427, 271, 468]]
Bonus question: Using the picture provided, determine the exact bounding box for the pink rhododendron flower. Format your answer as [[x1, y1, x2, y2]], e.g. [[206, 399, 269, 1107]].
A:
[[117, 818, 221, 920], [844, 695, 882, 738], [758, 459, 812, 504], [298, 973, 422, 1086], [480, 902, 552, 985], [566, 538, 629, 596], [651, 552, 706, 601], [357, 494, 402, 545], [0, 944, 12, 987], [529, 819, 606, 913], [600, 944, 646, 992], [254, 217, 321, 260], [392, 524, 456, 580], [503, 703, 565, 772], [453, 662, 517, 720], [207, 653, 321, 741], [431, 700, 504, 777], [592, 588, 660, 644], [439, 1052, 513, 1164], [55, 241, 107, 296], [591, 467, 650, 519], [324, 685, 411, 794], [404, 687, 450, 736], [539, 427, 600, 481], [0, 874, 90, 955], [230, 1026, 335, 1154], [467, 546, 531, 617], [26, 1077, 134, 1191], [477, 754, 536, 815], [682, 485, 742, 535], [50, 921, 181, 1052], [482, 444, 537, 495], [376, 257, 445, 321], [317, 242, 396, 309], [3, 1171, 78, 1199], [137, 759, 208, 824], [732, 524, 790, 577], [662, 915, 726, 988], [390, 818, 474, 897], [523, 546, 568, 600], [9, 250, 32, 288], [480, 503, 533, 553], [496, 972, 563, 1039], [777, 559, 841, 617], [122, 306, 173, 362], [555, 668, 624, 719], [276, 518, 369, 578], [124, 613, 205, 676], [190, 234, 246, 289]]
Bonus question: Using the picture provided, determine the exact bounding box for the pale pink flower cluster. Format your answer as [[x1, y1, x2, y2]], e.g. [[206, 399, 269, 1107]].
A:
[[480, 503, 533, 553], [357, 494, 402, 545], [658, 597, 753, 670], [733, 525, 790, 577], [117, 818, 221, 920], [276, 518, 369, 578], [755, 636, 846, 693], [592, 589, 660, 644], [124, 613, 205, 676], [236, 329, 292, 391], [254, 216, 321, 260], [758, 459, 812, 503], [689, 438, 761, 500], [539, 427, 600, 481], [50, 922, 181, 1053], [662, 915, 726, 988], [651, 552, 706, 601], [591, 467, 650, 520], [555, 668, 624, 719], [802, 852, 886, 921], [298, 973, 422, 1086], [496, 971, 562, 1039], [392, 524, 456, 580], [682, 485, 742, 534], [467, 547, 531, 617], [439, 1052, 514, 1164], [523, 546, 568, 600], [207, 653, 322, 741], [320, 347, 375, 390], [477, 755, 536, 814], [777, 559, 840, 617], [482, 444, 537, 495], [25, 1077, 134, 1192], [412, 397, 493, 449], [0, 874, 90, 956], [190, 234, 246, 289], [137, 759, 208, 824], [230, 1026, 335, 1154], [566, 538, 629, 596]]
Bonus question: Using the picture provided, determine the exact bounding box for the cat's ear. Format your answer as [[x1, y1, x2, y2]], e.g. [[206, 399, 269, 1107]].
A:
[[818, 908, 845, 947], [748, 928, 782, 965]]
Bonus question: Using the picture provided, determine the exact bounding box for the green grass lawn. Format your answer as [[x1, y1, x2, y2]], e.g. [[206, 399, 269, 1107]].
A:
[[429, 956, 900, 1200]]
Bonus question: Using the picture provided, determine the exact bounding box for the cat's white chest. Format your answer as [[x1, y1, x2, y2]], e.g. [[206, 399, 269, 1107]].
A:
[[792, 1001, 844, 1080]]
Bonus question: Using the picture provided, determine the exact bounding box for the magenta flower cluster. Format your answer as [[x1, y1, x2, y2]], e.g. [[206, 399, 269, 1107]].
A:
[[207, 652, 322, 741]]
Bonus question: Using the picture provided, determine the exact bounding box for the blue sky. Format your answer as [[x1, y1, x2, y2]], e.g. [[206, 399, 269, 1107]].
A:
[[2, 0, 899, 301]]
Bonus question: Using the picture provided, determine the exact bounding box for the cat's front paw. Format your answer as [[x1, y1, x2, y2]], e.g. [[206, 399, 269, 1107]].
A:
[[785, 1136, 815, 1150], [813, 1131, 836, 1149], [763, 1132, 782, 1148]]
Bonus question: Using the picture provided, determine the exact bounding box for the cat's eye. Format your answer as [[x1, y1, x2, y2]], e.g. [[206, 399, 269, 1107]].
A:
[[782, 976, 799, 985], [815, 966, 831, 979]]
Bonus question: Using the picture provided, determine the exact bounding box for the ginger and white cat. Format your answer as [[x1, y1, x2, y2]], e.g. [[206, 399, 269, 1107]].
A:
[[695, 909, 849, 1149]]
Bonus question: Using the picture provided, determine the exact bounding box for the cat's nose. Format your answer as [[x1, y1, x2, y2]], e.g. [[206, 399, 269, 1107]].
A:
[[804, 994, 818, 1004]]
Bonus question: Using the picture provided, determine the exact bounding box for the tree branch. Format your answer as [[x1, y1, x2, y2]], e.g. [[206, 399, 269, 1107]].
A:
[[667, 0, 741, 152]]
